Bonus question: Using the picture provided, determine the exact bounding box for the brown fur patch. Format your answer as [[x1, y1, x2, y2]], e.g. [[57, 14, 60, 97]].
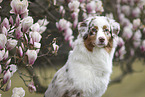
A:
[[84, 34, 96, 52], [105, 36, 113, 53]]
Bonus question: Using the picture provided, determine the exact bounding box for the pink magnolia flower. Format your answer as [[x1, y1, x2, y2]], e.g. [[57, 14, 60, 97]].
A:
[[5, 80, 11, 91], [121, 5, 130, 16], [118, 46, 126, 60], [133, 30, 142, 41], [59, 6, 64, 13], [31, 31, 42, 43], [140, 40, 145, 52], [132, 7, 141, 17], [21, 9, 28, 18], [133, 40, 141, 48], [95, 0, 104, 13], [26, 49, 37, 65], [9, 64, 17, 75], [31, 23, 40, 32], [133, 18, 141, 30], [79, 0, 85, 3], [28, 82, 36, 93], [21, 16, 33, 33], [10, 0, 28, 15], [34, 42, 41, 49], [86, 1, 96, 13], [6, 39, 18, 50], [56, 19, 72, 31], [68, 0, 80, 12], [12, 87, 25, 97], [0, 0, 3, 3], [3, 70, 11, 84], [64, 28, 73, 41], [39, 26, 47, 34], [122, 26, 133, 40], [117, 37, 125, 47], [1, 18, 10, 29], [37, 19, 49, 26]]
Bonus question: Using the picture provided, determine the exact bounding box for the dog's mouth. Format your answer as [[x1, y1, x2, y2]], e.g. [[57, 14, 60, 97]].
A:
[[97, 43, 106, 47]]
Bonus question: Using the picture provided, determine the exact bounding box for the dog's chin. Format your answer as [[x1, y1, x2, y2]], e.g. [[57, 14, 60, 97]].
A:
[[96, 43, 106, 48]]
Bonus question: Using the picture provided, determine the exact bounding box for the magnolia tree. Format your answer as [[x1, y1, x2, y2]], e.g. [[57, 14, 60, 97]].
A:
[[0, 0, 145, 96]]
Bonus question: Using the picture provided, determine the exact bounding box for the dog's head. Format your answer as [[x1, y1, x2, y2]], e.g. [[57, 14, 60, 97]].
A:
[[78, 16, 120, 52]]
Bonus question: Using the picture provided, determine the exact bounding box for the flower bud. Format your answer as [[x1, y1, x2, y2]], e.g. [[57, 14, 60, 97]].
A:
[[31, 32, 42, 43], [52, 42, 59, 54], [5, 80, 11, 91], [16, 15, 21, 27], [21, 16, 33, 33], [9, 16, 13, 26], [0, 65, 2, 74], [10, 0, 28, 15], [15, 26, 23, 39], [0, 49, 5, 61], [17, 46, 23, 57], [28, 82, 36, 93], [3, 70, 11, 84], [6, 58, 11, 66], [2, 26, 8, 36], [0, 34, 7, 49], [6, 39, 18, 50], [3, 50, 9, 60], [26, 49, 37, 65]]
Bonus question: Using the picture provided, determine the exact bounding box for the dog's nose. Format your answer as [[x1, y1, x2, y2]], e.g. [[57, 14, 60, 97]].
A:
[[99, 37, 105, 43]]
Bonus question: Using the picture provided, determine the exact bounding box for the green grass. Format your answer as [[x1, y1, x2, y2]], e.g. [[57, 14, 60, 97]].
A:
[[1, 60, 145, 97]]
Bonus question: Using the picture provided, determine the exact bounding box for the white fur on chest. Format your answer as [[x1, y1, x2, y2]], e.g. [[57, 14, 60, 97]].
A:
[[65, 38, 114, 97]]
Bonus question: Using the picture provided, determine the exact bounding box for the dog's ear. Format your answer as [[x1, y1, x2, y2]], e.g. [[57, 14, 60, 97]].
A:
[[78, 22, 88, 37], [108, 18, 120, 36]]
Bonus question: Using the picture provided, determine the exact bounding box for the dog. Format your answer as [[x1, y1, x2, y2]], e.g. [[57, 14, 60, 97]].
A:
[[44, 16, 120, 97]]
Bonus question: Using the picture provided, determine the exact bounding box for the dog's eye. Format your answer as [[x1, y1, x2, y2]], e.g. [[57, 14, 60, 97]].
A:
[[104, 29, 109, 32], [92, 28, 97, 32]]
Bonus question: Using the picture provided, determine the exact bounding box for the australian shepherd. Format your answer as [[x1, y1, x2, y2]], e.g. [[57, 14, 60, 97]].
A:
[[44, 16, 120, 97]]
